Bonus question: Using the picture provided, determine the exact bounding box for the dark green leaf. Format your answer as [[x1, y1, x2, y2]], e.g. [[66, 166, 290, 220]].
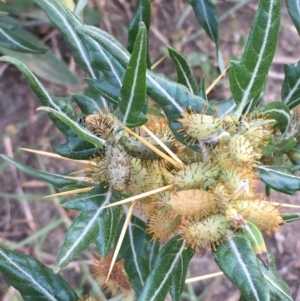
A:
[[282, 213, 300, 224], [53, 135, 100, 160], [210, 98, 236, 118], [0, 27, 47, 53], [286, 0, 300, 36], [38, 106, 104, 148], [95, 205, 121, 258], [78, 31, 124, 88], [229, 0, 280, 116], [0, 48, 79, 86], [85, 78, 119, 105], [118, 216, 150, 294], [254, 101, 291, 132], [55, 185, 112, 270], [282, 61, 300, 109], [258, 165, 300, 195], [0, 246, 78, 301], [187, 0, 219, 55], [170, 245, 194, 301], [72, 93, 102, 115], [0, 154, 79, 188], [212, 234, 270, 301], [127, 0, 151, 68], [33, 0, 106, 106], [260, 254, 292, 301], [137, 236, 189, 301], [168, 47, 198, 95], [120, 23, 148, 127]]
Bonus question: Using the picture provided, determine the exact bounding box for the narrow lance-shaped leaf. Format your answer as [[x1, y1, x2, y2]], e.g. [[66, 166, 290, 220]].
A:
[[137, 236, 189, 301], [282, 61, 300, 109], [286, 0, 300, 36], [258, 165, 300, 195], [212, 233, 270, 301], [127, 0, 151, 68], [187, 0, 223, 68], [120, 23, 148, 127], [55, 185, 112, 271], [37, 106, 104, 148], [0, 154, 81, 188], [0, 56, 77, 117], [118, 216, 150, 294], [168, 47, 198, 95], [0, 27, 48, 53], [230, 0, 280, 117], [0, 246, 78, 301], [32, 0, 106, 107]]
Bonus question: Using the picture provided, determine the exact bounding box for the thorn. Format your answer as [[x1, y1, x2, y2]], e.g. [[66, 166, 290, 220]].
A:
[[106, 201, 137, 284], [43, 187, 93, 198]]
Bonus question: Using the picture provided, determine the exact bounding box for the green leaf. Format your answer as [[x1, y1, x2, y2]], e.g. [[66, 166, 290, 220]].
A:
[[282, 61, 300, 109], [55, 185, 113, 270], [52, 136, 99, 160], [38, 106, 104, 148], [286, 0, 300, 36], [210, 98, 236, 118], [78, 32, 124, 88], [85, 78, 119, 105], [0, 47, 79, 86], [282, 213, 300, 223], [0, 246, 78, 301], [32, 0, 107, 106], [137, 236, 190, 301], [0, 154, 80, 188], [253, 101, 290, 132], [0, 27, 47, 54], [127, 0, 151, 68], [118, 216, 151, 294], [260, 254, 292, 301], [278, 137, 296, 152], [95, 204, 121, 258], [212, 234, 270, 301], [168, 47, 198, 95], [120, 23, 148, 127], [187, 0, 220, 57], [170, 245, 194, 301], [77, 25, 209, 147], [72, 93, 102, 115], [0, 56, 77, 114], [229, 0, 280, 117], [258, 165, 300, 195], [74, 0, 88, 15]]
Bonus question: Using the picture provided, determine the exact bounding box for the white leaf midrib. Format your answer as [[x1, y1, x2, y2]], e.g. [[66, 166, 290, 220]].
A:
[[0, 249, 59, 301], [237, 0, 277, 113], [56, 192, 111, 267]]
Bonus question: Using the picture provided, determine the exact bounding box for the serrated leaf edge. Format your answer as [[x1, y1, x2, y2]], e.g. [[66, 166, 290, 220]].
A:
[[0, 248, 59, 301], [55, 191, 112, 268]]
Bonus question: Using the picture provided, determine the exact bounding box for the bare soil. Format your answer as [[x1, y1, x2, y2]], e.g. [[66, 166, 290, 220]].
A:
[[1, 1, 300, 300]]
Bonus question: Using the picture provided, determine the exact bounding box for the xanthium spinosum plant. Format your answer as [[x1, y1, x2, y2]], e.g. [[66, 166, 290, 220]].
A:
[[1, 0, 300, 300]]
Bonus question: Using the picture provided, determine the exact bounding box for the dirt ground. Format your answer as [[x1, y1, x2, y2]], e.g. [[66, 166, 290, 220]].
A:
[[1, 0, 300, 300]]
